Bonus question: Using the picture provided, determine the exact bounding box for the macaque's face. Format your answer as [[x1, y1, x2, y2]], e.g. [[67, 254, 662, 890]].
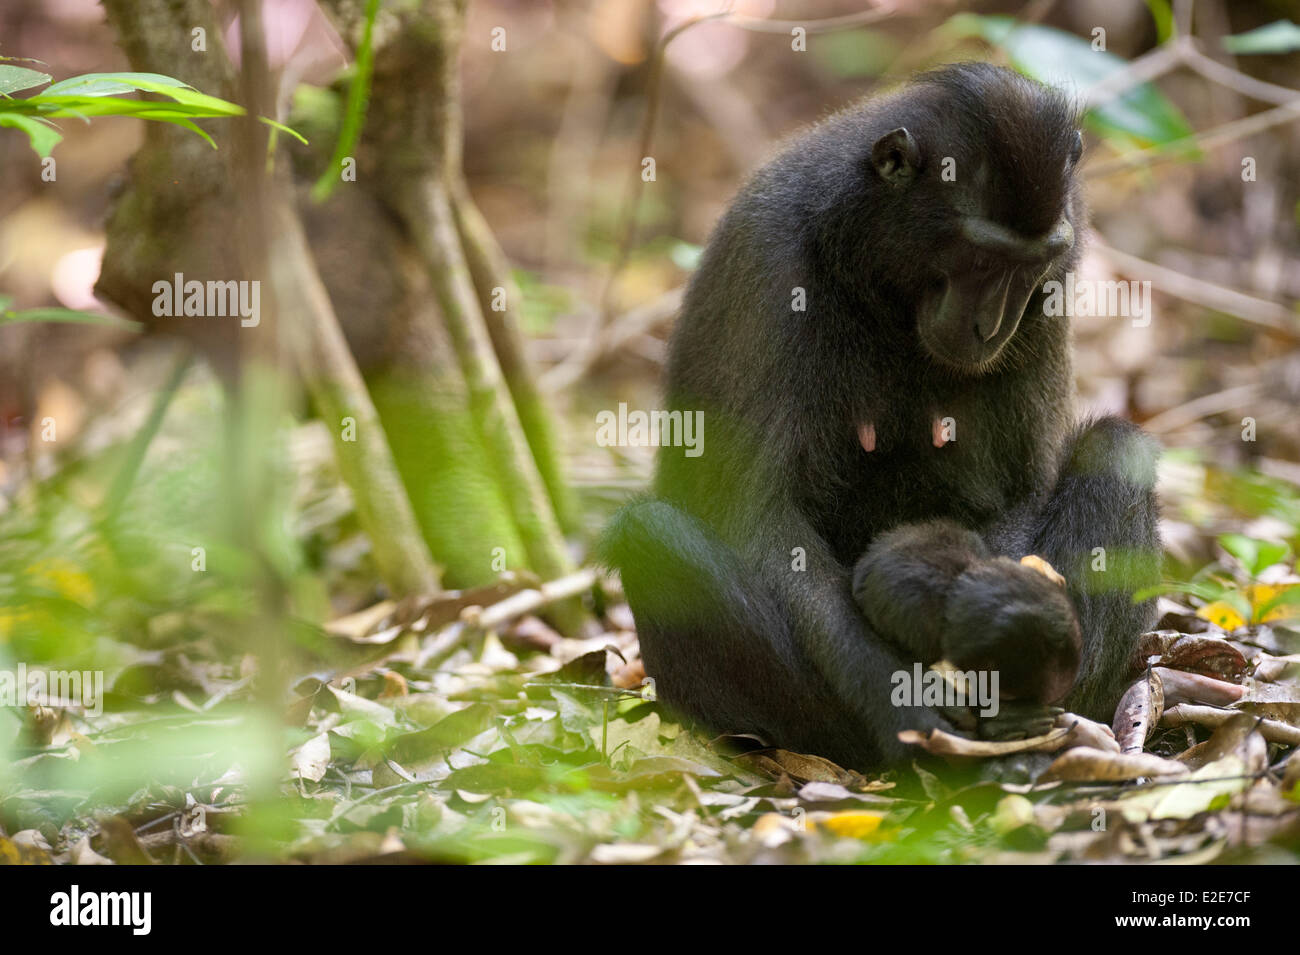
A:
[[870, 99, 1084, 372]]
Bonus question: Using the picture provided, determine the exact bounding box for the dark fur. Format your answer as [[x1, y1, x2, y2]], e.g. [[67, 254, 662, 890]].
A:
[[600, 64, 1160, 769]]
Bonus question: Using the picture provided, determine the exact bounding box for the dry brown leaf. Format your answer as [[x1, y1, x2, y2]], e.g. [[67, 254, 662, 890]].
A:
[[324, 599, 397, 641], [1175, 711, 1268, 772], [97, 816, 156, 865], [1156, 667, 1246, 707], [1054, 713, 1120, 752], [899, 724, 1071, 757], [1112, 669, 1165, 754], [1039, 746, 1188, 782], [1161, 634, 1249, 680]]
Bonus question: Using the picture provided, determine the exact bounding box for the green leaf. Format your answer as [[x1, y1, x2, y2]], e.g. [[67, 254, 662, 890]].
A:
[[311, 0, 380, 202], [42, 71, 191, 97], [1133, 578, 1232, 604], [1218, 533, 1289, 577], [943, 14, 1196, 148], [2, 69, 303, 156], [261, 115, 307, 145], [0, 63, 51, 95], [1142, 0, 1175, 45], [0, 113, 61, 157], [1222, 20, 1300, 55], [27, 93, 235, 119], [131, 114, 219, 149], [0, 306, 141, 329]]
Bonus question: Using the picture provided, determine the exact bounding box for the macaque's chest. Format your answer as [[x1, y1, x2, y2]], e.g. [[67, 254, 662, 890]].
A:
[[818, 380, 1045, 561]]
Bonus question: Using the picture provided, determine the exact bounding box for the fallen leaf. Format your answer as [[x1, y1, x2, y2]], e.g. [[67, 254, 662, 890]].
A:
[[899, 724, 1071, 757], [817, 810, 886, 839], [1112, 669, 1164, 754], [1039, 747, 1188, 782], [292, 732, 331, 782]]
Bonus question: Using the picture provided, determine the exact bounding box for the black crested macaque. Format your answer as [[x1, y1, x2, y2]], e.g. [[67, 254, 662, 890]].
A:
[[599, 63, 1160, 770]]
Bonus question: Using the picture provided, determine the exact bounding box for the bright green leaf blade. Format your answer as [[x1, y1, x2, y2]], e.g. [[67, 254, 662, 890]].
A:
[[138, 114, 219, 148], [312, 0, 379, 201], [1133, 579, 1231, 604], [0, 113, 62, 157], [37, 74, 244, 117], [29, 94, 234, 119], [1142, 0, 1175, 44], [126, 79, 244, 115], [260, 116, 307, 145], [43, 71, 192, 97], [1222, 20, 1300, 55], [0, 63, 51, 95], [12, 71, 299, 152]]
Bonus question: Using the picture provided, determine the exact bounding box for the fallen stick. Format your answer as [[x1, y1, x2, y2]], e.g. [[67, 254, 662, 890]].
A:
[[1161, 704, 1300, 746], [459, 568, 599, 631]]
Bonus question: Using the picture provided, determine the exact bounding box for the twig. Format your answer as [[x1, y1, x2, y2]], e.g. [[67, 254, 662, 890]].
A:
[[1092, 241, 1298, 338], [460, 567, 599, 631], [416, 568, 601, 669], [594, 12, 727, 329], [723, 6, 896, 34], [1180, 44, 1300, 106], [1140, 383, 1262, 434], [1083, 40, 1186, 109], [541, 287, 683, 392], [1161, 703, 1300, 746]]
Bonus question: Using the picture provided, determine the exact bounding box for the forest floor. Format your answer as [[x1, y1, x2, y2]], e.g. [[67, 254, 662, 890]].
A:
[[2, 356, 1299, 865]]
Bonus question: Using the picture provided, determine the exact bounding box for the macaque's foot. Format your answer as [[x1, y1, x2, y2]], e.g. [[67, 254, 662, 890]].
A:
[[977, 701, 1063, 741], [1019, 554, 1066, 587]]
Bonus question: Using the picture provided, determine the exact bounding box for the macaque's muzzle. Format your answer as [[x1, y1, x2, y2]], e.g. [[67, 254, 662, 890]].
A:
[[919, 214, 1074, 370]]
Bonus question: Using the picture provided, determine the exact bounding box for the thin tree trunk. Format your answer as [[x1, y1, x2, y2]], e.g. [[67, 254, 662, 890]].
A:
[[266, 197, 440, 593], [98, 0, 439, 597], [400, 177, 574, 583], [450, 179, 577, 532]]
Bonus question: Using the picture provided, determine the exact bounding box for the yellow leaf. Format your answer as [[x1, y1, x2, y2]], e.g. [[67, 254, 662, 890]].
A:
[[1247, 583, 1299, 622], [1195, 600, 1245, 630], [819, 810, 886, 839], [28, 557, 95, 604]]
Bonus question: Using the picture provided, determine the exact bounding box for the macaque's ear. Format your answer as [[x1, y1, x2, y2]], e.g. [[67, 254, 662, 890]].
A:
[[871, 127, 921, 187], [1069, 129, 1084, 165]]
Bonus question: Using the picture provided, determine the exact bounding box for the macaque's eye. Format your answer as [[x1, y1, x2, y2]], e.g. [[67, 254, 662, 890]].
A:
[[1069, 130, 1083, 165]]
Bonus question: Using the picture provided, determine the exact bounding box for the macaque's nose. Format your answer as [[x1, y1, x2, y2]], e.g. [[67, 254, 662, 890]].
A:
[[962, 214, 1074, 265], [1043, 218, 1074, 259]]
